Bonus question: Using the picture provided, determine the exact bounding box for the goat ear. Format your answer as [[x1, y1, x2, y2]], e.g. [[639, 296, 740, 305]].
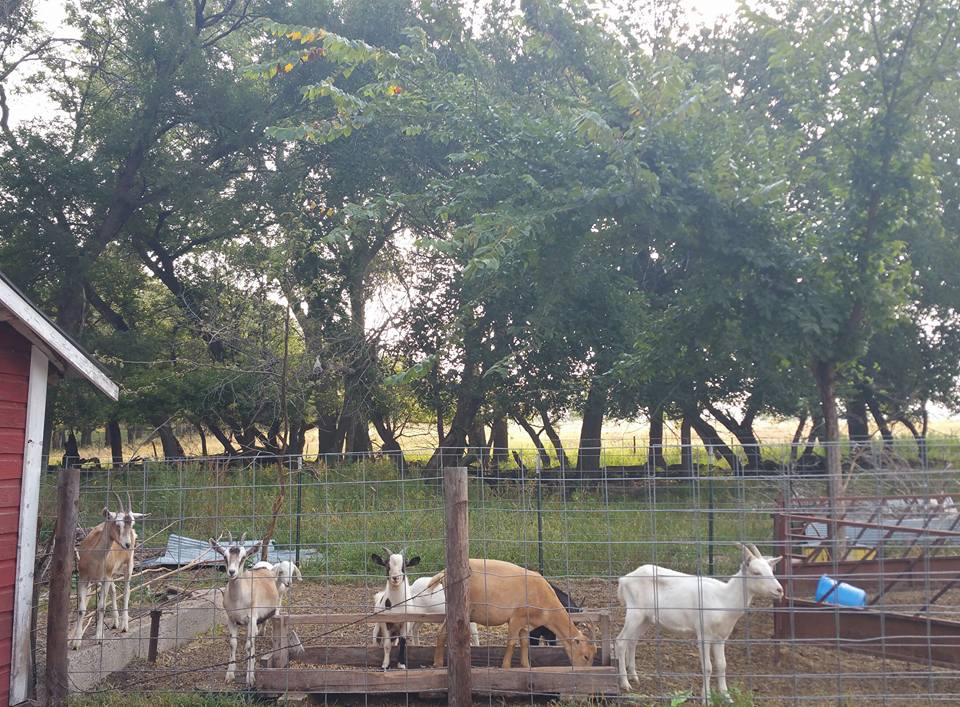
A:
[[209, 539, 225, 557], [371, 553, 386, 567], [244, 541, 262, 560], [102, 507, 112, 519], [767, 555, 783, 568], [406, 556, 420, 568]]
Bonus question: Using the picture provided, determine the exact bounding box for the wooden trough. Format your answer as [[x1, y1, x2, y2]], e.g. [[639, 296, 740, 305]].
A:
[[257, 609, 620, 697]]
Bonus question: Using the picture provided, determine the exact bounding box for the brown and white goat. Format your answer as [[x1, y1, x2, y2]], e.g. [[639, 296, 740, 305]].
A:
[[70, 491, 145, 649], [210, 534, 281, 685], [429, 558, 596, 669]]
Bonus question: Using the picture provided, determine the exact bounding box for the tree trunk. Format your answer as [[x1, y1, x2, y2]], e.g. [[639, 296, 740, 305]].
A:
[[537, 405, 570, 470], [490, 414, 509, 467], [195, 422, 208, 457], [845, 393, 870, 449], [80, 426, 93, 448], [576, 376, 606, 474], [371, 412, 405, 470], [155, 421, 185, 459], [897, 415, 927, 466], [865, 394, 893, 450], [687, 413, 742, 474], [812, 360, 842, 550], [647, 407, 666, 471], [63, 433, 80, 468], [512, 414, 550, 467], [790, 412, 807, 462], [680, 416, 692, 471], [204, 419, 237, 456], [424, 355, 482, 473], [344, 416, 372, 455], [106, 419, 123, 468], [705, 403, 761, 471], [126, 425, 135, 444]]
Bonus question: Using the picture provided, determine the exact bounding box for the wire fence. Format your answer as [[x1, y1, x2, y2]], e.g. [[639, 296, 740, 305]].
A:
[[28, 440, 960, 703]]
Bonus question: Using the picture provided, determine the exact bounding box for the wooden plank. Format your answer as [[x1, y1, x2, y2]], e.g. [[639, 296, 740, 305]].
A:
[[284, 612, 446, 626], [283, 610, 607, 626], [257, 667, 448, 694], [0, 349, 29, 377], [298, 644, 607, 668], [0, 376, 28, 405], [257, 666, 619, 696], [0, 401, 26, 429], [472, 666, 620, 696]]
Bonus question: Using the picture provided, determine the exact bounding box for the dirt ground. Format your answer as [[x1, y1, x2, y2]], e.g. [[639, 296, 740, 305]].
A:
[[90, 578, 960, 705]]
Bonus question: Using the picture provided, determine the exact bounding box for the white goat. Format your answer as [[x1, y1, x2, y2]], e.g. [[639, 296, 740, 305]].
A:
[[406, 576, 480, 646], [370, 547, 419, 669], [210, 534, 280, 684], [616, 544, 783, 700], [70, 491, 146, 649], [252, 559, 303, 604]]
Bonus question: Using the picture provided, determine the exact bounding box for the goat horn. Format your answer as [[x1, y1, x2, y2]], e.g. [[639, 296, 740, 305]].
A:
[[111, 491, 124, 513], [126, 490, 133, 515], [748, 543, 762, 558], [239, 532, 247, 546], [382, 546, 393, 557], [227, 530, 233, 544]]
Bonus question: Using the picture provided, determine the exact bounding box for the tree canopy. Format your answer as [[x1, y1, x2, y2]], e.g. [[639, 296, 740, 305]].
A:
[[2, 0, 958, 471]]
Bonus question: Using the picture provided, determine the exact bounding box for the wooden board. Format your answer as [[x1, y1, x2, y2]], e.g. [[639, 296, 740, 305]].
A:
[[294, 644, 608, 669], [256, 666, 620, 696]]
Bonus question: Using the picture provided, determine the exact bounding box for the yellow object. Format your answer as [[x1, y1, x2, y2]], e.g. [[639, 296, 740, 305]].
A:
[[802, 546, 876, 562]]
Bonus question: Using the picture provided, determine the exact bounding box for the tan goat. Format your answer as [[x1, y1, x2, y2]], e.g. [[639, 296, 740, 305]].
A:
[[210, 533, 281, 685], [429, 558, 596, 669], [70, 491, 145, 649]]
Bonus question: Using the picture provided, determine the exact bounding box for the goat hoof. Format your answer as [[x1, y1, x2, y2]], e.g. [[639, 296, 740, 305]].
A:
[[398, 663, 406, 670]]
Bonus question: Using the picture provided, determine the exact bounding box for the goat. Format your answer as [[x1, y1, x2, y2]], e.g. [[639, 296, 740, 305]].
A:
[[70, 491, 145, 649], [210, 533, 281, 684], [252, 559, 303, 604], [529, 581, 583, 646], [370, 547, 419, 669], [406, 575, 480, 647], [615, 543, 783, 700], [429, 558, 596, 669]]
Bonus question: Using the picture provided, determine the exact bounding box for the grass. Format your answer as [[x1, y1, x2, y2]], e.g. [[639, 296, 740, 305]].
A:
[[42, 457, 792, 584]]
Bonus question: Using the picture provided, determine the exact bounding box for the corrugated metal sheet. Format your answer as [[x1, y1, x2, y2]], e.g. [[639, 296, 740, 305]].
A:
[[140, 534, 319, 568]]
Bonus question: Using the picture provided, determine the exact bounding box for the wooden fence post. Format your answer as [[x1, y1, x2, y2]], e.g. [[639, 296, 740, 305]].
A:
[[443, 466, 471, 705], [46, 467, 80, 705]]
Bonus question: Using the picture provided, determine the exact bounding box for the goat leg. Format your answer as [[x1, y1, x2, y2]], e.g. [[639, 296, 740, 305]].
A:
[[245, 616, 258, 685], [94, 580, 107, 642], [70, 580, 91, 650], [108, 580, 120, 630], [119, 572, 132, 632], [225, 621, 238, 682]]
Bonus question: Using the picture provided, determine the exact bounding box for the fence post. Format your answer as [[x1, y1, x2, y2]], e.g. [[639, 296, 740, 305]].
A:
[[443, 466, 471, 705], [46, 466, 80, 705]]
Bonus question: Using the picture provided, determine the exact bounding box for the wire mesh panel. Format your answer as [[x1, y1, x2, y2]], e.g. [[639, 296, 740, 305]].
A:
[[27, 440, 960, 703]]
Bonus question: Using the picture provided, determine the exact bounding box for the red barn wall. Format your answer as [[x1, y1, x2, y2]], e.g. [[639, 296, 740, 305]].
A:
[[0, 322, 30, 705]]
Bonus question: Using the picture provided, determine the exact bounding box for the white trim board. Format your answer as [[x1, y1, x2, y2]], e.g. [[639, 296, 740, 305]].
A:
[[9, 347, 49, 704], [0, 277, 118, 400]]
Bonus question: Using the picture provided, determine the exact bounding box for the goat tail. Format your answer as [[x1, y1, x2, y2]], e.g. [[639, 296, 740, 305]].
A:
[[426, 570, 446, 590]]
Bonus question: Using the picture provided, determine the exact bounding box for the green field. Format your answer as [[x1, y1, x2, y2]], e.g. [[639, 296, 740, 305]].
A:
[[41, 458, 790, 583]]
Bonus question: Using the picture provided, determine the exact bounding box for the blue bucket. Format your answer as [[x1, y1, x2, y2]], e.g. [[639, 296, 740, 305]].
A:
[[815, 574, 867, 607]]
